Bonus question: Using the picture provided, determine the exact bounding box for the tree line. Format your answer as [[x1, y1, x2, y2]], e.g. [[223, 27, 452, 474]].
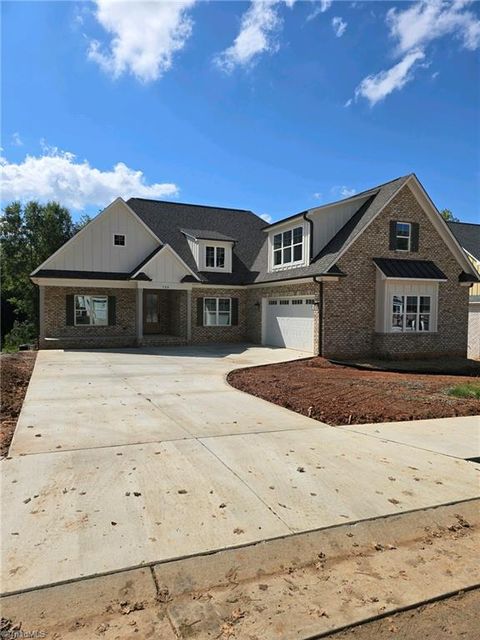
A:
[[1, 201, 90, 350]]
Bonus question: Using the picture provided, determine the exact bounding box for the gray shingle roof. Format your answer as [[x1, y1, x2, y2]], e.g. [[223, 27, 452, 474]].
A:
[[373, 258, 447, 280], [447, 221, 480, 262], [180, 228, 237, 242], [128, 176, 411, 285], [128, 199, 265, 284]]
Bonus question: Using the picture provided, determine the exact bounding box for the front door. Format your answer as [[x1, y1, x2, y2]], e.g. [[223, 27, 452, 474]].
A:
[[143, 291, 162, 334]]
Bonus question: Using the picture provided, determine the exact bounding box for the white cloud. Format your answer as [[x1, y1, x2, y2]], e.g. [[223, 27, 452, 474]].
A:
[[0, 147, 178, 209], [432, 70, 440, 79], [331, 185, 356, 199], [350, 1, 480, 106], [260, 213, 273, 223], [387, 0, 480, 55], [88, 0, 196, 83], [313, 192, 322, 200], [11, 132, 23, 147], [354, 49, 426, 106], [215, 0, 296, 72], [307, 0, 332, 22], [332, 16, 347, 38]]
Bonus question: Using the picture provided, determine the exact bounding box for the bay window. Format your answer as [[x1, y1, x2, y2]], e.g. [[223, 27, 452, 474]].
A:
[[391, 295, 431, 332]]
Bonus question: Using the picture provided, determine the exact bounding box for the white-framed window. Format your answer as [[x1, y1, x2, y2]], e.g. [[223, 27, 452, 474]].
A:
[[113, 234, 126, 246], [395, 222, 411, 251], [279, 299, 290, 305], [75, 295, 108, 326], [292, 299, 303, 305], [305, 298, 315, 305], [205, 246, 225, 268], [268, 300, 278, 305], [273, 226, 303, 267], [204, 298, 231, 326], [391, 294, 431, 332]]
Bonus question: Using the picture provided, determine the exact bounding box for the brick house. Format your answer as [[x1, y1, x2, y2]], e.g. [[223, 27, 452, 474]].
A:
[[447, 221, 480, 359], [32, 174, 478, 358]]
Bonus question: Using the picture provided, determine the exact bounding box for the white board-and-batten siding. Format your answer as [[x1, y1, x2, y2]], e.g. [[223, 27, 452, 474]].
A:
[[38, 200, 160, 274]]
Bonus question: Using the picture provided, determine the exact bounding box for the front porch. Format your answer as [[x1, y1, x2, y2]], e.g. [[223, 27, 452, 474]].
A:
[[136, 287, 190, 347]]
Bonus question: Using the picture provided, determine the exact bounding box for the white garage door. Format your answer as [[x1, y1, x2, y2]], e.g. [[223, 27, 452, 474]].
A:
[[264, 297, 315, 352]]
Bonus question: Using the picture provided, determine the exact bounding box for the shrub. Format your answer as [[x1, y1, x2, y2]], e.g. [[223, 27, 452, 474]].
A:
[[447, 383, 480, 400], [2, 320, 36, 352]]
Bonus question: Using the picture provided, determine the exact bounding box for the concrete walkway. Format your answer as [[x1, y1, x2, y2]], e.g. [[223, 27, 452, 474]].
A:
[[2, 345, 480, 595], [342, 415, 480, 459]]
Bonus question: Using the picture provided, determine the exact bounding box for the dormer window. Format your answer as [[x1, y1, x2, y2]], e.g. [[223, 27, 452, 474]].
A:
[[273, 226, 303, 267], [206, 246, 225, 268], [113, 234, 126, 246]]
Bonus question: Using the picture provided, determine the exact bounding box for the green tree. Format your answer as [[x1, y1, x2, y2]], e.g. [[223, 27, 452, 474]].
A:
[[0, 201, 90, 346], [440, 208, 460, 222]]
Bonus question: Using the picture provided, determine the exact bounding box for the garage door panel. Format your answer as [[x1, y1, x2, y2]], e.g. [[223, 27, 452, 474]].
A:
[[265, 298, 314, 353]]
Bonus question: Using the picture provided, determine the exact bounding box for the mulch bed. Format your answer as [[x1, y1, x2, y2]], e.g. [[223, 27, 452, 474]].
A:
[[1, 351, 37, 457], [227, 357, 480, 426]]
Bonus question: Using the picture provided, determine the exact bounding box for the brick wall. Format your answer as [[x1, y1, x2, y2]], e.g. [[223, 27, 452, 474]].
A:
[[41, 286, 136, 349], [246, 282, 319, 351], [191, 288, 248, 343], [170, 290, 188, 338], [322, 185, 469, 359]]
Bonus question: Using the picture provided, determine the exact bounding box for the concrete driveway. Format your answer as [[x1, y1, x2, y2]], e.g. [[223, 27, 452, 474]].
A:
[[2, 345, 480, 595], [10, 345, 316, 455]]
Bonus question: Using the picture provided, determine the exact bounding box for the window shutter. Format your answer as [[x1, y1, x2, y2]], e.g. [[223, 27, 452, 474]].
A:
[[411, 222, 419, 252], [389, 220, 397, 250], [197, 298, 204, 326], [108, 296, 116, 325], [231, 298, 239, 326], [66, 295, 75, 326]]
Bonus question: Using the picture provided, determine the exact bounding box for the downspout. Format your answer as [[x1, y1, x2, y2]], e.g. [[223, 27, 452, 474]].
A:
[[302, 211, 314, 264], [303, 210, 323, 357], [313, 276, 323, 357]]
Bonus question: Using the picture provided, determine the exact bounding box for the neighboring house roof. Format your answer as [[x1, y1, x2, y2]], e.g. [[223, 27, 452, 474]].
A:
[[127, 198, 265, 285], [180, 228, 237, 242], [373, 258, 447, 280], [447, 221, 480, 262]]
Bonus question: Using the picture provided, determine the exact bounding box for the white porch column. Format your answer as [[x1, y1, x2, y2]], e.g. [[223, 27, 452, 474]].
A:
[[38, 285, 45, 341], [136, 286, 143, 345], [186, 289, 192, 342]]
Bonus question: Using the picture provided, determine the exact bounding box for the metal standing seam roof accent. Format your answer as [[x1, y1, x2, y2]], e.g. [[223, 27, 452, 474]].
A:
[[373, 258, 447, 280]]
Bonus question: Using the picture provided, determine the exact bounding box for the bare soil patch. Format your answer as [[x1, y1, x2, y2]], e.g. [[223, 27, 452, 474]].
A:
[[228, 357, 480, 425], [1, 351, 36, 457], [330, 588, 480, 639]]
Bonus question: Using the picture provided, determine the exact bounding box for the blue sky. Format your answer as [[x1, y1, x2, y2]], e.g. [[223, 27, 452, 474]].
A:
[[2, 0, 479, 223]]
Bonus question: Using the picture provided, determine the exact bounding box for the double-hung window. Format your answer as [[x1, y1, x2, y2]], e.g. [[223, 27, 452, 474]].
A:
[[204, 298, 231, 326], [75, 295, 108, 326], [205, 246, 225, 268], [273, 226, 303, 267], [395, 222, 411, 251], [391, 295, 431, 332]]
